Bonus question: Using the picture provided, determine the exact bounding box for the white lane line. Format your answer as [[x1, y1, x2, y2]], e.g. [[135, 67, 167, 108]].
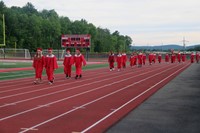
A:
[[0, 68, 108, 90], [0, 65, 159, 100], [0, 67, 106, 82], [0, 66, 130, 93], [73, 106, 86, 109], [0, 64, 172, 121], [3, 103, 16, 106], [20, 128, 38, 131], [0, 65, 166, 108], [17, 64, 186, 133], [0, 71, 108, 94], [37, 105, 50, 108], [80, 63, 190, 133], [0, 67, 108, 88]]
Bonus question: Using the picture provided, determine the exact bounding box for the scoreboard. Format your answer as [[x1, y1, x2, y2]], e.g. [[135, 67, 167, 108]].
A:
[[61, 34, 91, 48]]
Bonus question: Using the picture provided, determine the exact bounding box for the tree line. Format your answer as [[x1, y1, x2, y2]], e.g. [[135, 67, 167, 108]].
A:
[[0, 1, 132, 52]]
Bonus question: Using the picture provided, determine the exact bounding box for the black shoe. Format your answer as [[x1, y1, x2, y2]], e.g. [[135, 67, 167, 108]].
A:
[[75, 75, 78, 79], [79, 75, 82, 78], [66, 75, 68, 79]]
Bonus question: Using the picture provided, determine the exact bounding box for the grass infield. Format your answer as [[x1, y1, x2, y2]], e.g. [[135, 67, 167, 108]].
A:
[[0, 62, 108, 81]]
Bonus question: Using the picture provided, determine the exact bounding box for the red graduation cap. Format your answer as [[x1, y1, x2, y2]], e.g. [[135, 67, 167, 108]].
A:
[[37, 48, 42, 51], [76, 49, 80, 52], [48, 48, 53, 51], [66, 49, 70, 52]]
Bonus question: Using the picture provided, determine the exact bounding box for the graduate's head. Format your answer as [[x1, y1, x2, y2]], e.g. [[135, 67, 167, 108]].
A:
[[48, 48, 53, 54], [66, 49, 70, 55], [36, 48, 42, 56], [76, 49, 80, 55]]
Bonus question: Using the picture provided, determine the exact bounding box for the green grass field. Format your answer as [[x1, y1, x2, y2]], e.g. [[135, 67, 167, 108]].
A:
[[0, 61, 108, 81], [0, 62, 32, 68]]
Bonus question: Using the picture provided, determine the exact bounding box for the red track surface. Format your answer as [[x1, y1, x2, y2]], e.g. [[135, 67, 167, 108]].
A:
[[0, 62, 190, 133]]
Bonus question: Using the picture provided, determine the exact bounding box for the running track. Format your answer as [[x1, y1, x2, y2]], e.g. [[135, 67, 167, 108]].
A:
[[0, 62, 190, 133]]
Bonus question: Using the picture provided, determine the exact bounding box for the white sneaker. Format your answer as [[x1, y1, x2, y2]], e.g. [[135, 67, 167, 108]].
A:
[[48, 81, 53, 85], [33, 81, 38, 84]]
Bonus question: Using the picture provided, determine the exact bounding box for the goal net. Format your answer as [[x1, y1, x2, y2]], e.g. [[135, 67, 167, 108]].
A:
[[0, 48, 31, 59]]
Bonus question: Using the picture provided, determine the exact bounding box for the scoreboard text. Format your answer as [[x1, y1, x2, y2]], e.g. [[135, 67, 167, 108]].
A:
[[61, 34, 91, 48]]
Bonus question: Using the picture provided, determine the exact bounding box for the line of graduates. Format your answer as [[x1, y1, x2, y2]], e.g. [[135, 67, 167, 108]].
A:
[[108, 51, 127, 71], [33, 48, 86, 85], [108, 50, 200, 71]]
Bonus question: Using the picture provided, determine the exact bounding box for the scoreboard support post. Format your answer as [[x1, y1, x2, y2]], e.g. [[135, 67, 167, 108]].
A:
[[86, 48, 90, 61]]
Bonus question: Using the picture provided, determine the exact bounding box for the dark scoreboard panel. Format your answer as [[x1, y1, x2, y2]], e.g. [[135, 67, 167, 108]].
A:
[[61, 34, 91, 48]]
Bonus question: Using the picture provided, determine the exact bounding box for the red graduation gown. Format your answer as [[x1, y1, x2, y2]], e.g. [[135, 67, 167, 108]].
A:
[[158, 54, 162, 63], [129, 55, 135, 67], [45, 54, 58, 81], [190, 54, 195, 63], [148, 54, 153, 64], [116, 54, 122, 69], [142, 54, 146, 65], [138, 53, 143, 65], [108, 54, 115, 69], [122, 53, 127, 68], [165, 54, 169, 62], [171, 54, 176, 63], [181, 54, 186, 62], [74, 54, 86, 75], [177, 53, 181, 63], [33, 55, 45, 79], [196, 53, 199, 63], [63, 54, 73, 77]]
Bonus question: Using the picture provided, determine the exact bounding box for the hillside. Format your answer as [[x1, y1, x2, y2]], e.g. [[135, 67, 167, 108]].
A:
[[131, 44, 200, 51]]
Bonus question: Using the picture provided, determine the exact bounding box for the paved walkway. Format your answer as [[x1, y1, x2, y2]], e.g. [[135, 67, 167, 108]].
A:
[[107, 63, 200, 133]]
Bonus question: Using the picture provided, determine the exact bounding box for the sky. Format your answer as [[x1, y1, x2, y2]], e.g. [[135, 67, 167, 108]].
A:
[[3, 0, 200, 46]]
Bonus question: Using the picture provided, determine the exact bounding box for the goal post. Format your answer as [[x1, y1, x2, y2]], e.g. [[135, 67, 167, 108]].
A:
[[0, 14, 6, 47], [0, 48, 31, 59]]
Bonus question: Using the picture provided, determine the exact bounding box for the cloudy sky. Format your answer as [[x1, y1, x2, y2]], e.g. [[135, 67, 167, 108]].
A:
[[3, 0, 200, 46]]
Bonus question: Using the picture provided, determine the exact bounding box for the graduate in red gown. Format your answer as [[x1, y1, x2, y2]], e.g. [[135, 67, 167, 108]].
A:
[[108, 51, 115, 71], [148, 52, 153, 65], [153, 53, 157, 64], [122, 52, 127, 68], [45, 48, 58, 85], [165, 53, 169, 63], [181, 53, 186, 63], [142, 52, 146, 65], [74, 49, 86, 79], [195, 52, 199, 63], [129, 53, 135, 68], [171, 49, 176, 63], [116, 52, 122, 71], [137, 51, 143, 67], [33, 48, 45, 84], [63, 49, 73, 79], [190, 52, 195, 63], [158, 53, 162, 63], [171, 53, 176, 63], [177, 51, 181, 63]]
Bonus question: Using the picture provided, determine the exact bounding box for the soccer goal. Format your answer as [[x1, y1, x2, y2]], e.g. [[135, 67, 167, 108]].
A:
[[0, 48, 31, 59]]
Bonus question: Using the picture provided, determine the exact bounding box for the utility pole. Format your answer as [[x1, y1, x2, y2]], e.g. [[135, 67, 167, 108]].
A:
[[182, 37, 189, 52]]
